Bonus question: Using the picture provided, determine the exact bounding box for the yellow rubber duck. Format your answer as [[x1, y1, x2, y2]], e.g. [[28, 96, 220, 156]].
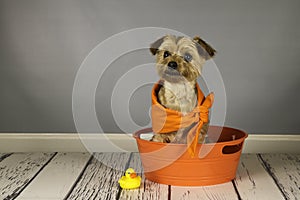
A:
[[118, 168, 141, 189]]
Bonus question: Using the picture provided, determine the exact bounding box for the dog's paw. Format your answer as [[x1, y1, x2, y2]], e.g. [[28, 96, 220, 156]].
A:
[[151, 133, 176, 143]]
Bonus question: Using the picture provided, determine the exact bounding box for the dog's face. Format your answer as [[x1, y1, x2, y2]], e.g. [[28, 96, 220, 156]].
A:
[[150, 35, 216, 83]]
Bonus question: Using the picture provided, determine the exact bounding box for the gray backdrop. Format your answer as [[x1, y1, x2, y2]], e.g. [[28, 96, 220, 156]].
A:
[[1, 0, 299, 134]]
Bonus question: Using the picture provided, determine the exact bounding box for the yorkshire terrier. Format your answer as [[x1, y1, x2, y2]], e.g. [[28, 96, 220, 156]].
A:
[[150, 35, 216, 143]]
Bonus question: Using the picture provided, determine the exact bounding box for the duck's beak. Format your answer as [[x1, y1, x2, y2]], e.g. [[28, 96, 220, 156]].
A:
[[130, 172, 137, 178]]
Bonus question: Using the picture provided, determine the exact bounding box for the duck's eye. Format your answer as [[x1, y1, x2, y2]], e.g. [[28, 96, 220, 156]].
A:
[[127, 172, 130, 174], [163, 51, 171, 58], [184, 53, 193, 62]]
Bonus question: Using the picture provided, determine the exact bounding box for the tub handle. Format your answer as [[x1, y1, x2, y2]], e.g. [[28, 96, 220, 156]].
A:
[[133, 128, 153, 139], [221, 140, 244, 155]]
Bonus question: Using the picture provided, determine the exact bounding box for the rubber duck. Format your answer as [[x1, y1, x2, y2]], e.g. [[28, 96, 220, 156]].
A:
[[118, 168, 141, 189]]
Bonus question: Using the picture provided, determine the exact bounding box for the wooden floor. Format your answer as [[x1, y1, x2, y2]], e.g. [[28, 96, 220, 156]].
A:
[[0, 153, 299, 200]]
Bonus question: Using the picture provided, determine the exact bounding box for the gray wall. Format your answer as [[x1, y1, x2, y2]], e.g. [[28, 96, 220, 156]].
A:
[[1, 0, 299, 134]]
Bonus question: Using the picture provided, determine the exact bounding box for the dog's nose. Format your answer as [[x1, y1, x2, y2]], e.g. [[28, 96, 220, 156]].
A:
[[168, 61, 178, 70]]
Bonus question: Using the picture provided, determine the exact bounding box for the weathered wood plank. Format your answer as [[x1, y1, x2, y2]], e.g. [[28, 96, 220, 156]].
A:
[[0, 153, 55, 200], [234, 154, 285, 200], [171, 182, 238, 200], [16, 153, 91, 200], [66, 152, 131, 200], [260, 154, 300, 200], [119, 153, 169, 200]]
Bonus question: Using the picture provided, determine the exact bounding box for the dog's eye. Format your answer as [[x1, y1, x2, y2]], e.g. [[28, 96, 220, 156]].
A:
[[163, 51, 171, 58], [184, 53, 193, 62]]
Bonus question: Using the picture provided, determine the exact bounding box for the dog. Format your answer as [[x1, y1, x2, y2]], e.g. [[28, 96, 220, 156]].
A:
[[150, 35, 216, 144]]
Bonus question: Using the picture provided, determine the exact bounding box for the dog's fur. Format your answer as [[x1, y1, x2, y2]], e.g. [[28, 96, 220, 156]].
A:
[[150, 35, 216, 143]]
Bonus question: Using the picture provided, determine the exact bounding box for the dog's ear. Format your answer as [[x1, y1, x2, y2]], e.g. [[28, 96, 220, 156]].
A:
[[150, 36, 165, 55], [193, 36, 216, 60]]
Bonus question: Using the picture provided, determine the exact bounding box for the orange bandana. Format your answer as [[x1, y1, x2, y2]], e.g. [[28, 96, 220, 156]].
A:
[[151, 81, 214, 157]]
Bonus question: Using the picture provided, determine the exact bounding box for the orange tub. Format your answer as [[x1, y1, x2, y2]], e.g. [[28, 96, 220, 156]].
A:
[[133, 126, 248, 186]]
